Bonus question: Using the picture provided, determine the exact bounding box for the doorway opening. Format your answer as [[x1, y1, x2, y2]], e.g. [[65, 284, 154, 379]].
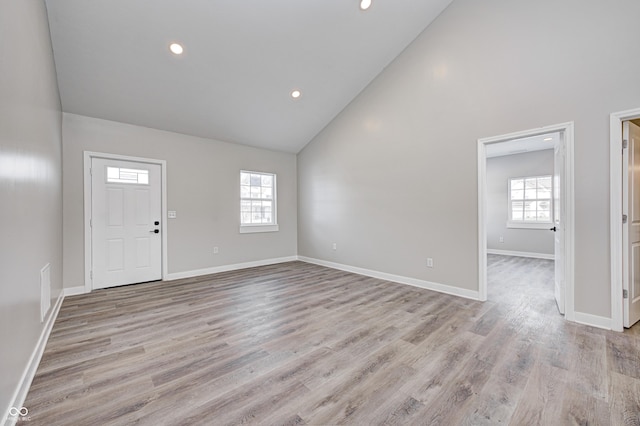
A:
[[610, 109, 640, 331], [83, 152, 168, 293], [478, 122, 575, 322]]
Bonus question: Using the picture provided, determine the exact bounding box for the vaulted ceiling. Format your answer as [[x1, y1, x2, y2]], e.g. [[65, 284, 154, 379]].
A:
[[45, 0, 453, 153]]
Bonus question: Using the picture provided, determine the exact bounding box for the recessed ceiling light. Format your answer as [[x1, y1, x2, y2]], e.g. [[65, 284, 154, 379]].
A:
[[543, 137, 553, 141], [291, 89, 301, 99], [169, 43, 184, 55], [360, 0, 372, 10]]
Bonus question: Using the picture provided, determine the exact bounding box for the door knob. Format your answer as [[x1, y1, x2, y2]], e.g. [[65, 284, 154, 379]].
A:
[[149, 229, 159, 234], [549, 226, 557, 232]]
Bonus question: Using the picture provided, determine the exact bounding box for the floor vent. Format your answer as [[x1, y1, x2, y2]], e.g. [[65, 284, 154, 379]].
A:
[[40, 263, 51, 322]]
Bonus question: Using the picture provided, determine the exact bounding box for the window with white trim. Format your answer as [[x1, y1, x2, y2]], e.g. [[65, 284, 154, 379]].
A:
[[508, 175, 553, 229], [240, 170, 278, 233]]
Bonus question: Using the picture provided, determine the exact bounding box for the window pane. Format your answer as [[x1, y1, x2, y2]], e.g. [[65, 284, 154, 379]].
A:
[[524, 210, 537, 221], [240, 171, 276, 227], [250, 174, 261, 186], [106, 166, 149, 184], [119, 169, 137, 181], [511, 179, 524, 190], [511, 189, 524, 200], [524, 178, 537, 199], [537, 188, 551, 199], [538, 211, 550, 221], [511, 200, 523, 221], [538, 176, 552, 190], [107, 167, 119, 180]]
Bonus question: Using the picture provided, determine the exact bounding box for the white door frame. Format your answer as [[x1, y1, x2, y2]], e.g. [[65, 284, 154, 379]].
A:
[[610, 108, 640, 331], [477, 122, 575, 322], [84, 151, 168, 293]]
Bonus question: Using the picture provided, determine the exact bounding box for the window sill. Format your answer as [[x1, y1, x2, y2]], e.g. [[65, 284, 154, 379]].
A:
[[507, 221, 553, 230], [239, 224, 279, 234]]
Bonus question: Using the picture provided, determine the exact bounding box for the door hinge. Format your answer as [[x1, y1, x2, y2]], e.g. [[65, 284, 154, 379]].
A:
[[90, 270, 93, 279], [90, 167, 93, 176], [623, 289, 628, 299], [623, 139, 628, 149], [623, 214, 628, 224]]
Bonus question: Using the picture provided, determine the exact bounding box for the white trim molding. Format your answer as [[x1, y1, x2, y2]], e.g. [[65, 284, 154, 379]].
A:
[[3, 290, 64, 426], [298, 256, 480, 300], [63, 286, 88, 297], [478, 122, 575, 319], [239, 224, 279, 234], [165, 256, 298, 281], [83, 151, 168, 294], [610, 108, 640, 332], [487, 249, 554, 260], [574, 311, 612, 331]]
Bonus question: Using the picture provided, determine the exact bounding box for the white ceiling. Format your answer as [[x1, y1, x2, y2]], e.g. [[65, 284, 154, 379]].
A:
[[45, 0, 453, 153], [485, 132, 559, 158]]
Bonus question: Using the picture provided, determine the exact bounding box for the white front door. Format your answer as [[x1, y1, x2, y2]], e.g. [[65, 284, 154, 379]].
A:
[[553, 136, 565, 315], [91, 158, 162, 289], [623, 121, 640, 328]]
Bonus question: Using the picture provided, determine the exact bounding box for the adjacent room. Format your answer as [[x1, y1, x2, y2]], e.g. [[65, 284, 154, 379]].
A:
[[2, 0, 640, 424]]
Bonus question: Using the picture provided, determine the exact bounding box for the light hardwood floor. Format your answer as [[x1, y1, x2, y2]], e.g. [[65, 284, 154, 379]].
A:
[[22, 256, 640, 425]]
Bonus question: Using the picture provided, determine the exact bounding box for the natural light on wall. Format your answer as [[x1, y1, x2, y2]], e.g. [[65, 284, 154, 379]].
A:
[[0, 151, 54, 184]]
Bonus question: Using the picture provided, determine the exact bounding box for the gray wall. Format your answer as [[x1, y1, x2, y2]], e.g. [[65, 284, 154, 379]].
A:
[[62, 113, 297, 287], [297, 0, 640, 318], [0, 0, 63, 415], [486, 150, 554, 255]]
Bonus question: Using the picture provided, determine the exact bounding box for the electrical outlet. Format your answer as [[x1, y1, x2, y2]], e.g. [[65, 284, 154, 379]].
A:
[[499, 236, 504, 243], [168, 210, 177, 219], [332, 243, 337, 250], [426, 258, 434, 268], [213, 247, 219, 254]]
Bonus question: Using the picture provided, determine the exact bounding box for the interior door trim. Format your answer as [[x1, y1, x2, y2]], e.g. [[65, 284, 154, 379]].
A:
[[610, 109, 640, 331], [83, 151, 168, 293], [477, 122, 575, 322]]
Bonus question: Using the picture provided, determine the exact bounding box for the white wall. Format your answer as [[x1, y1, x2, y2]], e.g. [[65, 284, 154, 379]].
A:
[[487, 150, 554, 256], [0, 0, 63, 416], [62, 114, 297, 287], [297, 0, 640, 318]]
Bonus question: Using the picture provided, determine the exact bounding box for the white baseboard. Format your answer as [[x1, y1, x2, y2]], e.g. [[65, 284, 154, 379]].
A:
[[298, 256, 480, 300], [164, 256, 299, 281], [4, 290, 64, 426], [63, 286, 87, 297], [487, 249, 554, 260], [574, 311, 612, 330]]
